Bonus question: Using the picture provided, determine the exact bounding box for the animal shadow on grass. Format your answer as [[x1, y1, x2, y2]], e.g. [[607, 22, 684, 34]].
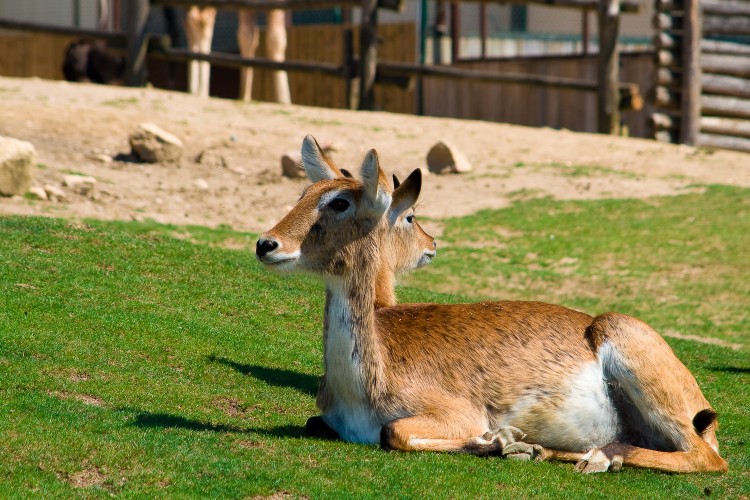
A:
[[131, 411, 305, 439], [707, 365, 750, 375], [207, 355, 318, 397]]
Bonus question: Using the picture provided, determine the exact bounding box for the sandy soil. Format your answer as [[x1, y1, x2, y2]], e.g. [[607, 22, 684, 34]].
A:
[[2, 75, 750, 235]]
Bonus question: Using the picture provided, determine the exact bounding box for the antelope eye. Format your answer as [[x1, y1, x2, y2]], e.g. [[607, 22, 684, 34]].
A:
[[328, 198, 350, 212], [406, 215, 415, 224]]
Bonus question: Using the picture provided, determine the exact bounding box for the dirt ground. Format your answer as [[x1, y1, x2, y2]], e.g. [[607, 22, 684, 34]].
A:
[[2, 75, 750, 235]]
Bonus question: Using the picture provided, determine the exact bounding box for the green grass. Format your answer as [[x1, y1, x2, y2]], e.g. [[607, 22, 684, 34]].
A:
[[1, 185, 749, 498]]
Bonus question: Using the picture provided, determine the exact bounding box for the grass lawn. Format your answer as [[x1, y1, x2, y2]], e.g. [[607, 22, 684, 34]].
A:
[[1, 185, 748, 498]]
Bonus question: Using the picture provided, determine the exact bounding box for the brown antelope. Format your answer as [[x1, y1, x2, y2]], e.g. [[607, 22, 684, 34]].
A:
[[298, 138, 436, 439], [256, 136, 727, 473]]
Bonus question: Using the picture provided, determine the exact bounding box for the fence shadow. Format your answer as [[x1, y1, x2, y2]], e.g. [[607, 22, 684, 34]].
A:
[[208, 355, 318, 397]]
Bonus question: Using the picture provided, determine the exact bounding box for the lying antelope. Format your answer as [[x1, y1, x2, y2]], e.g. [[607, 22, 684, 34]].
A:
[[256, 136, 727, 473], [296, 139, 436, 439]]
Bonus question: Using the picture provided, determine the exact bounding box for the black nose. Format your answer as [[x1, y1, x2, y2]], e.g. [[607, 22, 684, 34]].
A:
[[256, 238, 279, 258], [433, 241, 437, 248]]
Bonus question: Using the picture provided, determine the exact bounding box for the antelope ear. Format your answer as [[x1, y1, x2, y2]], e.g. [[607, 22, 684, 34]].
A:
[[389, 168, 422, 224], [301, 135, 343, 182], [360, 149, 391, 215], [392, 174, 401, 189]]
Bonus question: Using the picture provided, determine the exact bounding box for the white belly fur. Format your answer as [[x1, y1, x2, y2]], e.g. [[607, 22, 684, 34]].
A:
[[505, 361, 619, 451]]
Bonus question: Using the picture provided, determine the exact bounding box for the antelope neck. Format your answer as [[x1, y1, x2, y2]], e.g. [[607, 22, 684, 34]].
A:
[[321, 240, 386, 410]]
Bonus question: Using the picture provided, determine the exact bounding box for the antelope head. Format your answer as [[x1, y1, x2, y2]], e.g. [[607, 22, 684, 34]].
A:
[[256, 136, 421, 278]]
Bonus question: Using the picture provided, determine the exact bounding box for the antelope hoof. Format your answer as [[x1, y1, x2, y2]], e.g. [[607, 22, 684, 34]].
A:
[[502, 442, 544, 461], [482, 426, 526, 449], [574, 449, 623, 473]]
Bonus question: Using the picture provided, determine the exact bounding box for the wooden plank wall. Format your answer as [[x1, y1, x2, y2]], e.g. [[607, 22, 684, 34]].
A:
[[0, 31, 77, 80], [0, 23, 416, 114], [422, 52, 654, 138]]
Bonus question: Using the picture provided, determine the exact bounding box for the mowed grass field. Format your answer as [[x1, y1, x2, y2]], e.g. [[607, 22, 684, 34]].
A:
[[1, 185, 748, 498]]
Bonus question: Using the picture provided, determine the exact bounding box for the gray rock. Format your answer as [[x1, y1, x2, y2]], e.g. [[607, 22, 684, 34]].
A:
[[281, 150, 305, 179], [44, 184, 67, 202], [0, 136, 36, 196], [426, 140, 472, 174], [193, 178, 209, 191], [129, 123, 183, 163], [27, 186, 48, 200], [62, 174, 97, 195]]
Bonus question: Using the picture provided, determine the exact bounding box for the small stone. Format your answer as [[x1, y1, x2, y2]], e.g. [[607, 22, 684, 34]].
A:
[[62, 175, 97, 195], [89, 153, 113, 164], [0, 136, 36, 196], [426, 140, 472, 174], [44, 184, 67, 202], [27, 186, 48, 200], [194, 149, 227, 168], [129, 123, 183, 163], [281, 150, 305, 179], [193, 178, 209, 191]]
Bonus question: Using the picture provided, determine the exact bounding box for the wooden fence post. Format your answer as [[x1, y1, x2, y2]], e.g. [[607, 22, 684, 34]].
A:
[[680, 0, 701, 145], [125, 0, 149, 86], [597, 0, 620, 134], [358, 0, 378, 110]]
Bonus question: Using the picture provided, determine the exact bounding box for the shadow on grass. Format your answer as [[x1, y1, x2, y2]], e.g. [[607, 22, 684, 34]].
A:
[[707, 366, 750, 375], [131, 411, 306, 438], [208, 355, 318, 396]]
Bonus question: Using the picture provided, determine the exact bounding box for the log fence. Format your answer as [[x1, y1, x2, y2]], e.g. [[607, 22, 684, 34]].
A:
[[0, 0, 644, 136], [652, 0, 750, 152]]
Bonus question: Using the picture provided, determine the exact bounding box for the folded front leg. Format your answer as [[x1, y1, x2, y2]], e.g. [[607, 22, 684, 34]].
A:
[[381, 413, 540, 459]]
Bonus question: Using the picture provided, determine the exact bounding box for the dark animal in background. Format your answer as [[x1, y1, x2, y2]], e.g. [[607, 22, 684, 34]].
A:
[[62, 39, 125, 84]]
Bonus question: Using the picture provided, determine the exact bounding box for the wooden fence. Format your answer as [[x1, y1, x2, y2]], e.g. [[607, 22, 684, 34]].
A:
[[0, 23, 415, 113], [423, 52, 654, 137], [652, 0, 750, 152]]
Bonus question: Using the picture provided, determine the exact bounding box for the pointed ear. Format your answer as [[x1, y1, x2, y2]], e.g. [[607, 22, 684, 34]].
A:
[[360, 149, 391, 215], [301, 135, 343, 182], [392, 174, 400, 189], [389, 168, 422, 223]]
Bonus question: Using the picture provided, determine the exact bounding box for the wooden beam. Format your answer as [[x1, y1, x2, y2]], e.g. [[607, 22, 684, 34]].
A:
[[0, 18, 125, 40], [358, 0, 379, 110], [125, 0, 149, 86], [704, 15, 750, 36], [702, 74, 750, 99], [597, 0, 621, 134], [150, 47, 345, 76], [491, 0, 641, 13], [680, 0, 700, 145], [377, 61, 639, 95], [702, 39, 750, 57], [702, 95, 750, 120], [701, 116, 750, 140], [698, 133, 750, 153], [703, 0, 750, 17], [150, 0, 404, 12], [702, 54, 750, 79], [650, 112, 675, 130]]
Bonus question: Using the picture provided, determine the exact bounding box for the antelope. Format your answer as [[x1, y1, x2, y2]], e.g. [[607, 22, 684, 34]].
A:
[[297, 139, 436, 439], [255, 136, 728, 473]]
